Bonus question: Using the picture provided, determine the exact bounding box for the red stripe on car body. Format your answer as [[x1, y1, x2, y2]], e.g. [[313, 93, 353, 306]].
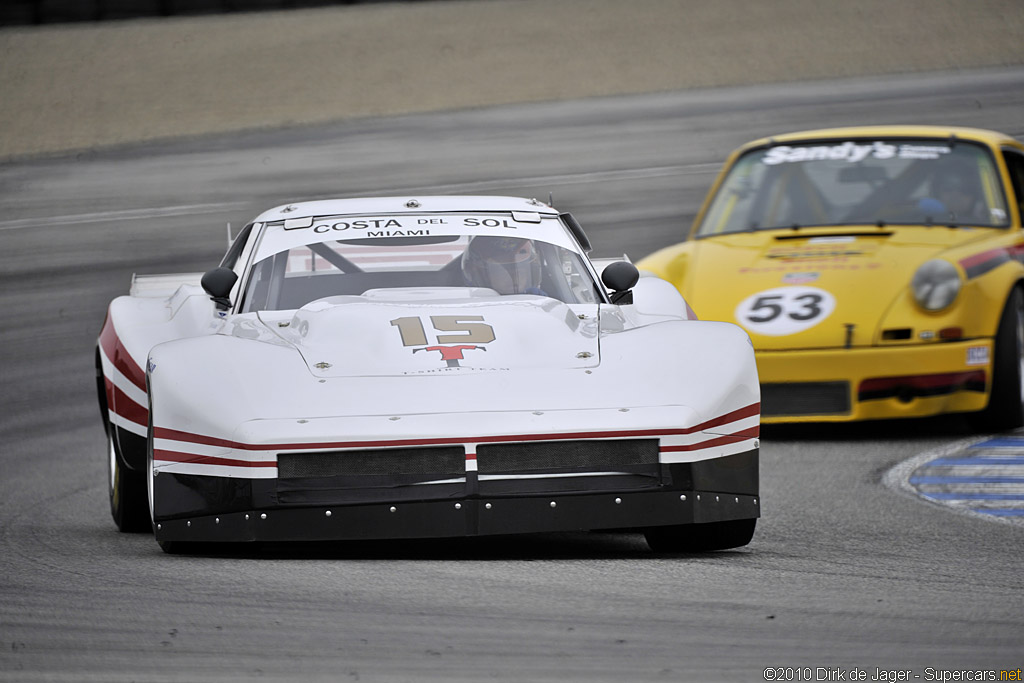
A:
[[153, 449, 276, 468], [107, 378, 148, 426], [153, 402, 761, 453], [99, 313, 147, 391]]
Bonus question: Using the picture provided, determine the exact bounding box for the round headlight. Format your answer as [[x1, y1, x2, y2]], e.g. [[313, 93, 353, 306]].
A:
[[911, 259, 962, 311]]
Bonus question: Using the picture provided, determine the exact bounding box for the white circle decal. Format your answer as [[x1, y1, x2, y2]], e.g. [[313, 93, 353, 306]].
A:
[[734, 286, 835, 336]]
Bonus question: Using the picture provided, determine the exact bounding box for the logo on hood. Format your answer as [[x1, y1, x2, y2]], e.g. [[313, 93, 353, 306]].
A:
[[413, 345, 487, 367]]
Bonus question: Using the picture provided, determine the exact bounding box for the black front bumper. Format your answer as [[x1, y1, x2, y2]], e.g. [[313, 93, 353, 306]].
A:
[[152, 450, 760, 544]]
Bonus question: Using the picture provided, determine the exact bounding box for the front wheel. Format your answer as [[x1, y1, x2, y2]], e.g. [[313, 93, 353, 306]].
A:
[[972, 287, 1024, 431], [108, 430, 150, 532], [644, 518, 756, 553]]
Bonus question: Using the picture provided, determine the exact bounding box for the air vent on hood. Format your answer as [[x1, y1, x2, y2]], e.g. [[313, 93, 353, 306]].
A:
[[773, 231, 893, 241]]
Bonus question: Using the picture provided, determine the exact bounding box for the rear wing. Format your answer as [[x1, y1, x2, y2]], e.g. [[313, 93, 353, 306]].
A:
[[129, 273, 204, 298]]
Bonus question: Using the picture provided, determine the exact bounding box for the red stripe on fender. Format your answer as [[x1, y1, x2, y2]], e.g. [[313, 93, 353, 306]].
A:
[[99, 312, 147, 391], [155, 427, 238, 449], [661, 432, 756, 452], [959, 248, 1005, 270], [103, 376, 116, 417], [698, 403, 760, 434], [859, 371, 985, 392], [153, 449, 276, 468], [106, 377, 148, 426], [153, 401, 761, 452]]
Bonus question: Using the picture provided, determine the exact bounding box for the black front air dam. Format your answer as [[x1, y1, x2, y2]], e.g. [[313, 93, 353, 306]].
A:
[[153, 488, 761, 543], [151, 449, 760, 544]]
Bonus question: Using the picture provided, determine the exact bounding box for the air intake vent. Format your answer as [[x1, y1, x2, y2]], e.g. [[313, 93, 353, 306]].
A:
[[278, 446, 465, 478], [477, 439, 659, 474], [882, 328, 913, 341], [761, 382, 851, 416]]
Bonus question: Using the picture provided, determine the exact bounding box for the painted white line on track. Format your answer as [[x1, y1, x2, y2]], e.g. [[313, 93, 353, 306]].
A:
[[0, 163, 718, 232], [0, 203, 248, 231]]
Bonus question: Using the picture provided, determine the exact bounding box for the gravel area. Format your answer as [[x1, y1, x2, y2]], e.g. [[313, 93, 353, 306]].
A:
[[2, 0, 1024, 159]]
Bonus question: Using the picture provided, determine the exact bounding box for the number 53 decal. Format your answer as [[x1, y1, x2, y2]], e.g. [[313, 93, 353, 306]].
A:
[[734, 286, 835, 336], [390, 316, 496, 346]]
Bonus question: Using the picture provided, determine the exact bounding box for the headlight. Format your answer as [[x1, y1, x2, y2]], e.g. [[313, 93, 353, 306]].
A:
[[911, 259, 962, 311]]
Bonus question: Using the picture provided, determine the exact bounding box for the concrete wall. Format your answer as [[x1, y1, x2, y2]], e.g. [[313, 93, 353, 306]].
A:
[[1, 0, 380, 25], [3, 0, 1024, 160]]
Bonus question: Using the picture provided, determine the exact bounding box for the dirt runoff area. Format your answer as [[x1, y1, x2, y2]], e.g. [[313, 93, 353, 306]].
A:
[[2, 0, 1024, 160]]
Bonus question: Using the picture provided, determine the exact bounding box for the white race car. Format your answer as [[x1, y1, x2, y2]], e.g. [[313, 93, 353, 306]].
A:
[[96, 196, 760, 553]]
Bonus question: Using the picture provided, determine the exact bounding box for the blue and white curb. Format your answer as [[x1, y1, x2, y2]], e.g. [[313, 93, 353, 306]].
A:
[[883, 434, 1024, 526]]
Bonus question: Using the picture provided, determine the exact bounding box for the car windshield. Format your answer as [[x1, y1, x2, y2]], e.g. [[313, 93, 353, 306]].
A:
[[238, 214, 601, 312], [695, 139, 1010, 236]]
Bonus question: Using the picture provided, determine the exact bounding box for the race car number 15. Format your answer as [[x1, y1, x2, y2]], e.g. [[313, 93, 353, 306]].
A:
[[734, 286, 835, 336]]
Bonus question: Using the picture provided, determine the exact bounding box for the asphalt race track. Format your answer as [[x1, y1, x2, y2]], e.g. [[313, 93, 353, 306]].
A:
[[2, 66, 1023, 682]]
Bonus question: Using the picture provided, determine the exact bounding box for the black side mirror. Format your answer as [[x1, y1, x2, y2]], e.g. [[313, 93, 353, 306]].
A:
[[201, 267, 238, 311], [601, 261, 640, 305]]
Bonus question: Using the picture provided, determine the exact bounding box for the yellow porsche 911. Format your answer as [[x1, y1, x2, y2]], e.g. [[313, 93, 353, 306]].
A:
[[638, 126, 1024, 428]]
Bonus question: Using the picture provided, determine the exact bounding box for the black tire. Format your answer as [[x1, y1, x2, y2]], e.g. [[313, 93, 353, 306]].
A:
[[972, 287, 1024, 431], [644, 518, 756, 553], [107, 429, 151, 533]]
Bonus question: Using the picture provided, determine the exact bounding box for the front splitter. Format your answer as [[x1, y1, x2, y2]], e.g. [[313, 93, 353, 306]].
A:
[[153, 488, 761, 544]]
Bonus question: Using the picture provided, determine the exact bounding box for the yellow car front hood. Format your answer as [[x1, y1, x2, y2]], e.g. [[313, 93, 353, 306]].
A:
[[685, 226, 992, 350]]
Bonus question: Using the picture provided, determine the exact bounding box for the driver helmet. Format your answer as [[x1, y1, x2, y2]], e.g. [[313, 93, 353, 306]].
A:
[[932, 159, 981, 203], [461, 236, 543, 295]]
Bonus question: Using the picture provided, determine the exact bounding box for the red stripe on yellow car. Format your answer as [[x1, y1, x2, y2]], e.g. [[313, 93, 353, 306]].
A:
[[959, 244, 1024, 280]]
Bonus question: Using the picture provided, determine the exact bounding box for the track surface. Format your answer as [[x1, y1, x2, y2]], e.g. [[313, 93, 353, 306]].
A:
[[2, 68, 1024, 682]]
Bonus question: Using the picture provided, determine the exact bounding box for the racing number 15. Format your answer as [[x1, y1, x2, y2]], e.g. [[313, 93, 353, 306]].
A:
[[390, 316, 496, 346]]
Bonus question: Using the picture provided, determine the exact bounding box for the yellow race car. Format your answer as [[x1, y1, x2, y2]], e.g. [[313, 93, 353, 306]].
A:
[[638, 126, 1024, 427]]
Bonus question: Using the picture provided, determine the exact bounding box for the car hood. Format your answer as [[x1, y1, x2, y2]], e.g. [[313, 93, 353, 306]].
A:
[[249, 293, 601, 377], [686, 226, 994, 349]]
